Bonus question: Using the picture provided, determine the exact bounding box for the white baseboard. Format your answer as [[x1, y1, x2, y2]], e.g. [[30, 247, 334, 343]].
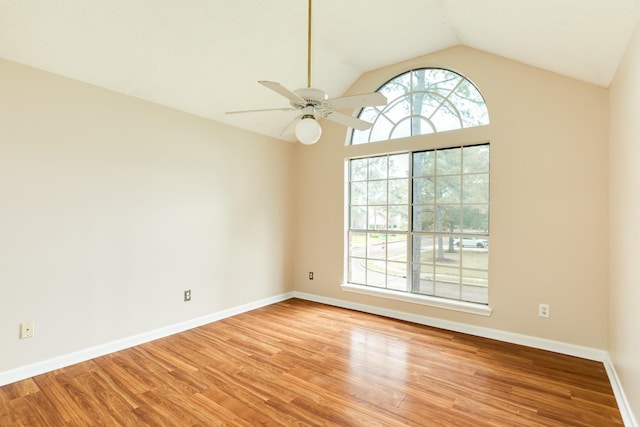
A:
[[293, 291, 606, 360], [603, 355, 639, 427], [0, 292, 294, 387], [293, 291, 636, 427]]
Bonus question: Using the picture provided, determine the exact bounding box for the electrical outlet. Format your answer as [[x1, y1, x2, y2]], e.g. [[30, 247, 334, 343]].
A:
[[538, 303, 550, 318], [309, 272, 314, 280], [184, 289, 191, 302], [20, 322, 34, 339]]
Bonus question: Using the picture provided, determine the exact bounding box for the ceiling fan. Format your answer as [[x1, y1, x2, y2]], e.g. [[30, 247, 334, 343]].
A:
[[226, 0, 387, 145]]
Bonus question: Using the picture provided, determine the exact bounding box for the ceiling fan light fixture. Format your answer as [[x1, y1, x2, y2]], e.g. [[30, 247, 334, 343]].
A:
[[225, 0, 386, 143], [295, 116, 322, 145]]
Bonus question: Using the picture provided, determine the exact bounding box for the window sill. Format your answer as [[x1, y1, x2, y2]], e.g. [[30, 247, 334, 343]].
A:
[[340, 283, 492, 316]]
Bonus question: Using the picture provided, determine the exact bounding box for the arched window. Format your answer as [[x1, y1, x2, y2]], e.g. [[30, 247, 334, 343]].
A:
[[351, 68, 489, 145]]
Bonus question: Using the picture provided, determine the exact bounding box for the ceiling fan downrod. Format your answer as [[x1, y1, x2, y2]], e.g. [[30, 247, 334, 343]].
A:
[[307, 0, 312, 88]]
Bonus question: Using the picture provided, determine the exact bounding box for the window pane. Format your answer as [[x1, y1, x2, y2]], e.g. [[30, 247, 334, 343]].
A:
[[435, 237, 460, 267], [385, 96, 411, 126], [350, 182, 367, 205], [412, 234, 434, 264], [413, 92, 438, 117], [436, 148, 461, 175], [412, 266, 435, 295], [368, 156, 388, 180], [348, 232, 366, 257], [381, 73, 411, 99], [413, 151, 435, 177], [366, 259, 386, 288], [434, 206, 461, 233], [389, 179, 408, 204], [368, 180, 387, 205], [462, 284, 488, 304], [440, 234, 461, 255], [436, 176, 461, 203], [455, 79, 485, 105], [461, 244, 488, 270], [388, 234, 407, 262], [455, 235, 488, 250], [391, 118, 412, 140], [411, 68, 429, 91], [463, 145, 489, 173], [368, 206, 387, 230], [349, 258, 366, 284], [351, 129, 369, 145], [415, 69, 461, 92], [350, 158, 368, 181], [387, 262, 407, 290], [462, 268, 488, 286], [463, 174, 489, 203], [436, 281, 461, 300], [367, 233, 385, 260], [389, 153, 409, 178], [435, 265, 460, 285], [369, 115, 394, 143], [434, 266, 460, 299], [462, 267, 489, 302], [350, 207, 367, 229], [388, 206, 408, 231], [431, 100, 463, 132], [412, 234, 434, 295], [411, 117, 435, 135], [462, 205, 489, 233], [413, 205, 435, 232], [413, 177, 435, 204]]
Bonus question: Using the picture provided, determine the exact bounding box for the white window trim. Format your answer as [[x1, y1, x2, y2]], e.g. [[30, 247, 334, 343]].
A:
[[340, 282, 493, 317]]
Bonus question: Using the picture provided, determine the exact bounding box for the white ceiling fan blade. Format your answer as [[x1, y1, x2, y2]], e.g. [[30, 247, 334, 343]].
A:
[[226, 107, 296, 115], [323, 111, 372, 131], [259, 81, 306, 104], [281, 114, 302, 136], [327, 92, 387, 110]]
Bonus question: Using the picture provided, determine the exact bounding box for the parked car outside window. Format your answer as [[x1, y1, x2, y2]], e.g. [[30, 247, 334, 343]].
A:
[[452, 237, 488, 248]]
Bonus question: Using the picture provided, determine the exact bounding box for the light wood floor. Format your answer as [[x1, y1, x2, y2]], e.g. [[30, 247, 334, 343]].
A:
[[0, 299, 623, 426]]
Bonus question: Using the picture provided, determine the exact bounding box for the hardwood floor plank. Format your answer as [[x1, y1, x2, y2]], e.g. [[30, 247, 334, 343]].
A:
[[9, 396, 51, 427], [32, 373, 89, 425], [1, 298, 624, 426], [53, 371, 122, 425], [187, 390, 253, 426]]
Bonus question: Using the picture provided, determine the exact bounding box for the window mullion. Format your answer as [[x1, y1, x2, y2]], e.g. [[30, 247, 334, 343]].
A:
[[407, 153, 414, 293]]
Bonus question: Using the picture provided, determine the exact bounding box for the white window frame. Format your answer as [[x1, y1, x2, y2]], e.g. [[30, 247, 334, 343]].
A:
[[344, 145, 491, 316], [343, 67, 491, 316]]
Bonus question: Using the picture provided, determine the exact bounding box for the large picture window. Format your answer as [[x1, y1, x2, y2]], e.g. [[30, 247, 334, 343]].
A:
[[347, 145, 489, 305]]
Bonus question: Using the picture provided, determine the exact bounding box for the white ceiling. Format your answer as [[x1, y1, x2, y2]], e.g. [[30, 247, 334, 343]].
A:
[[1, 0, 639, 141]]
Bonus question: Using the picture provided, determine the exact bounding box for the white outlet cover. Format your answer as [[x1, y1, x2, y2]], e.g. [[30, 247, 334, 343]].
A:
[[20, 322, 34, 339], [538, 304, 550, 318]]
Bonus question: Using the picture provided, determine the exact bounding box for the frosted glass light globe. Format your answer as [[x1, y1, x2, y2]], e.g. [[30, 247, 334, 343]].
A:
[[295, 117, 322, 145]]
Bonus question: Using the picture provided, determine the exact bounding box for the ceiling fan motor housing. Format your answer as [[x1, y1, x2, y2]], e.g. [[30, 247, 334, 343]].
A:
[[292, 87, 328, 109]]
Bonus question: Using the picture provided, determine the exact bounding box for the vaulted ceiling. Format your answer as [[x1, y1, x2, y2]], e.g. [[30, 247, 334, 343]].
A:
[[1, 0, 638, 141]]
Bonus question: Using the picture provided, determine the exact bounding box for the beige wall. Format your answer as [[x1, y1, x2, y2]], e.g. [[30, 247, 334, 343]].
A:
[[0, 59, 295, 372], [0, 42, 619, 391], [610, 21, 640, 421], [294, 46, 610, 349]]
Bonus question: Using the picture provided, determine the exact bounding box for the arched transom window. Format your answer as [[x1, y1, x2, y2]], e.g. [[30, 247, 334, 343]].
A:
[[351, 68, 489, 145]]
